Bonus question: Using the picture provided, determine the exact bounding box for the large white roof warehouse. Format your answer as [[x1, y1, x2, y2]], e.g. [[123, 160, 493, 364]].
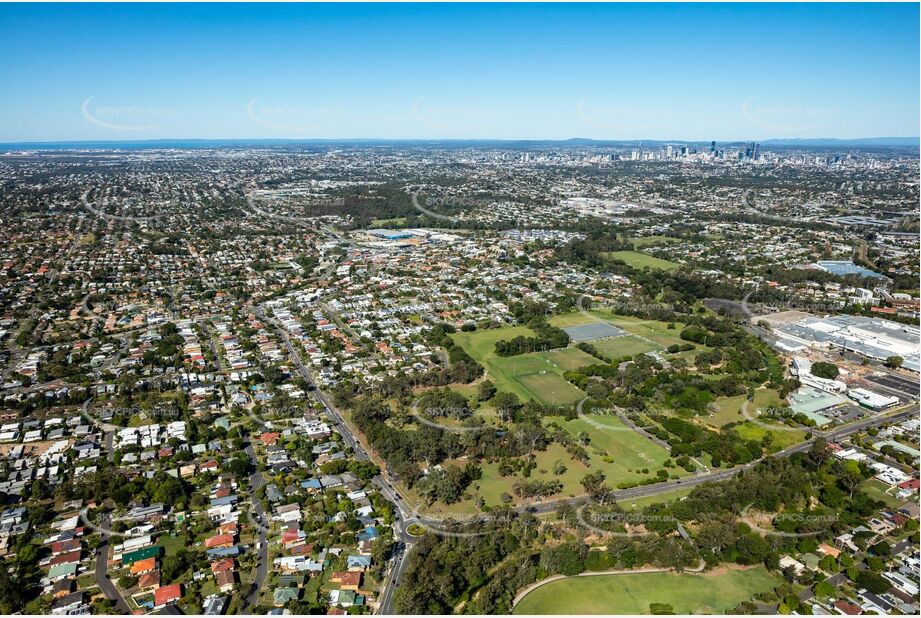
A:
[[767, 314, 921, 372]]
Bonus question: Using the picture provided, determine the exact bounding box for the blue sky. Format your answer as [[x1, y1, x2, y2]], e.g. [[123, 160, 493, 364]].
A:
[[0, 3, 917, 142]]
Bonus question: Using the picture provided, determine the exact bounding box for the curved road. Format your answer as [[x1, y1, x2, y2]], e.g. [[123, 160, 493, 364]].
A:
[[259, 296, 918, 614], [512, 558, 707, 608]]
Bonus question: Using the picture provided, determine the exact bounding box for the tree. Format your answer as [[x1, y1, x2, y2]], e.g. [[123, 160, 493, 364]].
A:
[[539, 542, 587, 576], [161, 550, 189, 583], [649, 603, 676, 615], [517, 424, 548, 453], [581, 471, 611, 503], [810, 362, 839, 380], [348, 460, 380, 482], [804, 438, 831, 470], [493, 392, 521, 422], [224, 457, 250, 477], [885, 355, 903, 369], [813, 580, 835, 599], [117, 574, 138, 589], [856, 570, 891, 594], [696, 516, 736, 557], [835, 459, 865, 497], [477, 380, 497, 402]]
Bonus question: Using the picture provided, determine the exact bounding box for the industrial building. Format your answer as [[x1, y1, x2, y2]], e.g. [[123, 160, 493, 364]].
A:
[[848, 387, 899, 410], [770, 314, 920, 372]]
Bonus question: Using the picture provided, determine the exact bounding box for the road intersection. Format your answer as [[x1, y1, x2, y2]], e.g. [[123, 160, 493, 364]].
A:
[[257, 300, 918, 614]]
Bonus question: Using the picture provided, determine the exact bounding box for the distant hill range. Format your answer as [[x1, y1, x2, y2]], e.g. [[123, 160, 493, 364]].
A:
[[759, 137, 919, 147]]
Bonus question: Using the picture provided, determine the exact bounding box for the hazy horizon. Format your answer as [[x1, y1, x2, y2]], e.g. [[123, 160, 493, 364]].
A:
[[1, 136, 919, 148]]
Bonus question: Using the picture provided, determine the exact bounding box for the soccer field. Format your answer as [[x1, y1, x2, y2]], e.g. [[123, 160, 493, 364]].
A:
[[513, 567, 781, 614], [451, 327, 596, 406], [592, 335, 661, 360]]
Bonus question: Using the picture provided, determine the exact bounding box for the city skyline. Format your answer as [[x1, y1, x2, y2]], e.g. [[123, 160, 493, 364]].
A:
[[0, 3, 918, 142]]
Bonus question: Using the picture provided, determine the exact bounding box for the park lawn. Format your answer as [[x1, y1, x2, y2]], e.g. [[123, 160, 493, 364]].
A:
[[451, 326, 543, 403], [370, 217, 407, 227], [549, 311, 680, 346], [513, 566, 781, 614], [414, 442, 592, 517], [605, 250, 681, 272], [707, 389, 783, 427], [451, 325, 535, 360], [593, 335, 661, 360], [452, 327, 593, 407], [411, 412, 683, 516], [448, 380, 484, 401], [695, 389, 806, 452], [548, 311, 601, 328], [629, 235, 682, 248], [734, 422, 808, 452], [473, 443, 591, 508], [548, 414, 683, 483]]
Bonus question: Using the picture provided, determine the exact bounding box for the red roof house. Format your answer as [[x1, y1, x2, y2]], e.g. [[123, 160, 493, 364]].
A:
[[204, 534, 234, 550], [154, 583, 182, 608]]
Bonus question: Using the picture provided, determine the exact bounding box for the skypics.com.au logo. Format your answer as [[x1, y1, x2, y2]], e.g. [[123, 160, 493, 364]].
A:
[[410, 189, 496, 223], [81, 97, 175, 132]]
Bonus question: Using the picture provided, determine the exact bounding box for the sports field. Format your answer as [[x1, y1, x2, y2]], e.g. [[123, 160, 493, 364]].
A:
[[513, 566, 781, 614], [599, 314, 689, 348], [592, 335, 661, 360], [451, 327, 596, 406], [549, 311, 696, 356], [542, 347, 599, 371], [629, 235, 682, 248], [605, 250, 681, 271]]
